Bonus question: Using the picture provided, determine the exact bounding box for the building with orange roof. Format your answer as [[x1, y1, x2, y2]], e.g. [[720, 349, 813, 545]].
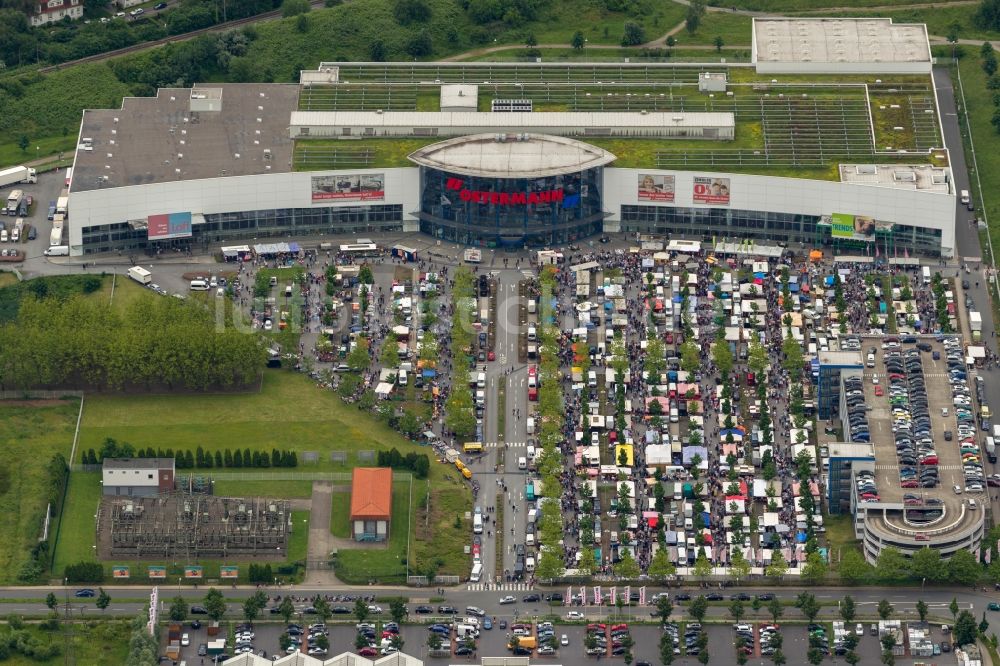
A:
[[350, 467, 392, 542]]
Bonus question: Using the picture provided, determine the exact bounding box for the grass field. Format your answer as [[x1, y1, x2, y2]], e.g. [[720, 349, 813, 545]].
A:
[[669, 12, 754, 47], [330, 491, 351, 538], [59, 370, 469, 581], [331, 478, 470, 584], [0, 621, 130, 665], [213, 479, 314, 498], [0, 400, 78, 585]]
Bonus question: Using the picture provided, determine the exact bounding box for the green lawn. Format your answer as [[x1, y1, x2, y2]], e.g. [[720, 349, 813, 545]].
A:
[[0, 621, 130, 665], [294, 138, 440, 170], [77, 371, 454, 479], [0, 400, 78, 585], [213, 479, 314, 498], [668, 13, 753, 48], [330, 491, 351, 538], [332, 483, 412, 584], [824, 514, 861, 573], [952, 54, 1000, 266], [64, 371, 469, 581], [50, 473, 101, 580]]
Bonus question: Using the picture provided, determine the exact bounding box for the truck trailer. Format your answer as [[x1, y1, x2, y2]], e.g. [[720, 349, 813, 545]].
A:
[[0, 166, 37, 189], [127, 266, 152, 285]]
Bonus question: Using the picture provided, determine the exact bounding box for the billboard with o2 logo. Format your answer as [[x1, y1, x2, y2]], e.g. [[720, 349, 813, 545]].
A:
[[692, 176, 731, 206]]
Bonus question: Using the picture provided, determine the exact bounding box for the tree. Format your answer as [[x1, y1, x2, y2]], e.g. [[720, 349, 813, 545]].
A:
[[613, 550, 641, 580], [346, 339, 370, 372], [840, 595, 856, 623], [798, 593, 821, 623], [954, 609, 978, 647], [571, 30, 585, 49], [801, 551, 828, 585], [281, 0, 310, 17], [712, 338, 734, 376], [730, 599, 745, 623], [950, 597, 961, 622], [807, 647, 824, 665], [313, 595, 332, 624], [537, 548, 567, 581], [427, 631, 443, 651], [405, 30, 433, 57], [204, 588, 227, 622], [948, 548, 983, 586], [524, 32, 537, 48], [680, 341, 700, 375], [766, 550, 788, 581], [877, 599, 893, 621], [96, 588, 111, 611], [980, 611, 990, 635], [390, 599, 407, 625], [393, 0, 430, 25], [621, 21, 645, 46], [17, 135, 29, 154], [278, 596, 295, 624], [875, 547, 909, 584], [655, 595, 674, 625], [359, 265, 374, 284], [648, 548, 676, 583], [713, 36, 724, 52], [916, 599, 929, 622], [369, 39, 387, 61], [910, 547, 944, 582], [730, 550, 751, 583], [781, 334, 804, 376], [839, 549, 873, 585], [354, 598, 369, 624], [768, 597, 784, 623], [692, 552, 712, 582], [686, 0, 705, 33], [846, 650, 861, 666], [689, 595, 708, 623]]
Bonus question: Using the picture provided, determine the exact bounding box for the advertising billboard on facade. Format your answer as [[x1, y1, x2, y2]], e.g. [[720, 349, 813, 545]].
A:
[[638, 174, 675, 202], [832, 213, 881, 239], [831, 213, 855, 238], [692, 177, 730, 205], [147, 212, 192, 240], [311, 174, 385, 202]]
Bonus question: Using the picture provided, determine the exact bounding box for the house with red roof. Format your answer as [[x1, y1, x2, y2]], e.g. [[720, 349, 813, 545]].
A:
[[350, 467, 392, 542]]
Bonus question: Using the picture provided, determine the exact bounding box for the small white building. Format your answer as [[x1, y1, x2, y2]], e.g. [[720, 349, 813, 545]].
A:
[[102, 458, 175, 497]]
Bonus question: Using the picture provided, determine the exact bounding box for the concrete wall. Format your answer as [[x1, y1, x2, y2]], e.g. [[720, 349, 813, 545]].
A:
[[603, 167, 956, 256], [68, 168, 420, 254]]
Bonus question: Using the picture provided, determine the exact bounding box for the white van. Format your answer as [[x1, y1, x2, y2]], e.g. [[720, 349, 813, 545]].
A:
[[477, 372, 486, 389], [43, 245, 69, 256], [866, 353, 875, 368], [398, 370, 408, 386], [470, 562, 483, 582], [525, 533, 535, 546], [473, 513, 483, 534], [527, 299, 536, 314], [517, 456, 528, 470], [961, 189, 970, 205], [527, 326, 537, 342], [670, 406, 679, 423], [189, 279, 209, 291], [526, 445, 536, 461], [527, 417, 535, 434], [588, 371, 597, 388], [525, 556, 536, 573]]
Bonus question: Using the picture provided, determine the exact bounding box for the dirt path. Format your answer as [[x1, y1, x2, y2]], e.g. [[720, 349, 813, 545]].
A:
[[304, 481, 338, 585]]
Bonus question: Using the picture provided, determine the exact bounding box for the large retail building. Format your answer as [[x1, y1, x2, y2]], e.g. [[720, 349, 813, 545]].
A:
[[66, 18, 955, 257]]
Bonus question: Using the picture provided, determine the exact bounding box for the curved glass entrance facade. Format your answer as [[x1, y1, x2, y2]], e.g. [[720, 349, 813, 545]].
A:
[[417, 167, 606, 247]]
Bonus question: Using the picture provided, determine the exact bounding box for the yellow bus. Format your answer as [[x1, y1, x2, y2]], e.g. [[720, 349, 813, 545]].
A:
[[463, 442, 484, 454]]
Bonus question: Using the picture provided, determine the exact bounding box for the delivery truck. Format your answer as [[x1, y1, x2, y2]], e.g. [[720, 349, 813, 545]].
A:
[[128, 266, 152, 285], [0, 166, 36, 189], [49, 227, 62, 247]]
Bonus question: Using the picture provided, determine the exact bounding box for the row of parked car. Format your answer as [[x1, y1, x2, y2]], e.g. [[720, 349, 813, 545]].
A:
[[941, 337, 986, 495], [358, 620, 401, 657], [856, 470, 879, 503], [885, 345, 939, 489], [844, 375, 870, 444]]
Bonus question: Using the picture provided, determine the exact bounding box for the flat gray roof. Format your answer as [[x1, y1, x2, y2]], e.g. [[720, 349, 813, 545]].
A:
[[102, 458, 174, 470], [72, 84, 298, 193], [408, 133, 616, 178], [839, 164, 952, 194], [753, 18, 930, 65]]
